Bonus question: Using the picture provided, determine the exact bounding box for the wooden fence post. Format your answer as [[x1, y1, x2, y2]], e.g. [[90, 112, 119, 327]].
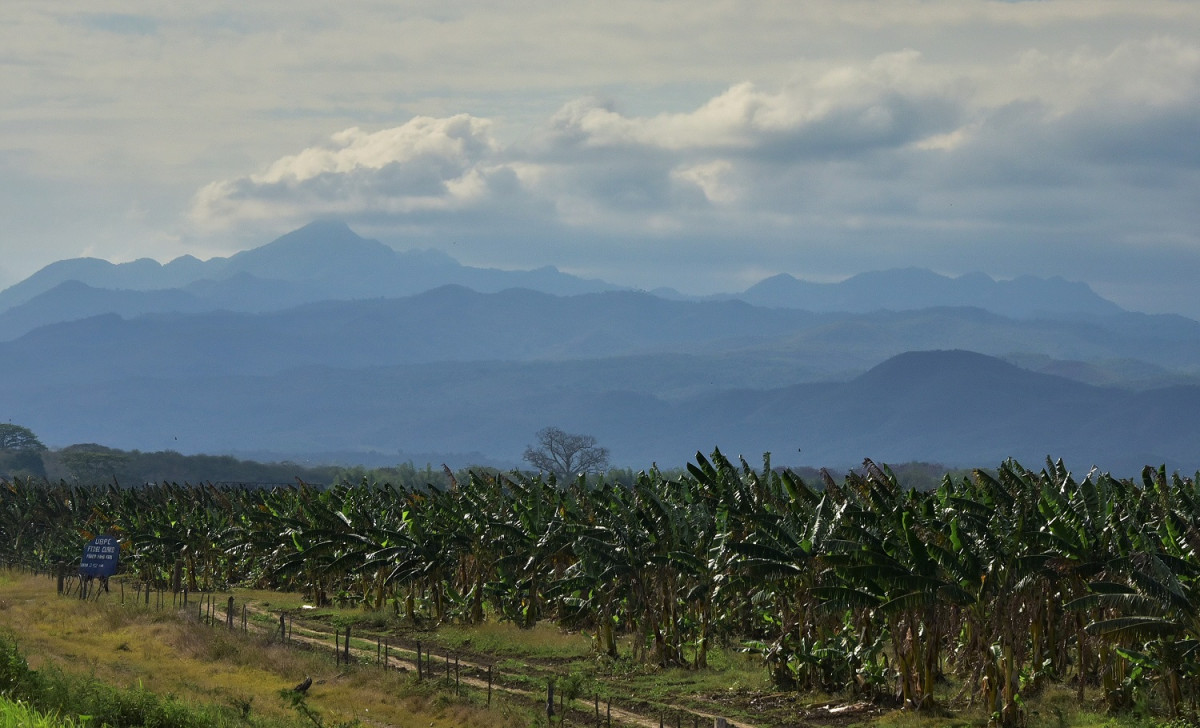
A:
[[416, 642, 422, 681]]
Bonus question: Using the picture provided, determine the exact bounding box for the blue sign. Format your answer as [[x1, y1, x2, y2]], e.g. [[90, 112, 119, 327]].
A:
[[80, 535, 120, 577]]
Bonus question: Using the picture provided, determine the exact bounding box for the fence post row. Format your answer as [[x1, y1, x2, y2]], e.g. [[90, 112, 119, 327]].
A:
[[26, 566, 736, 728]]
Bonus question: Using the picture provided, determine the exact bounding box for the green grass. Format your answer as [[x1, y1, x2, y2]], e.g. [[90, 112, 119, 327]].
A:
[[0, 696, 80, 728], [431, 620, 594, 661], [0, 630, 286, 728], [1, 573, 536, 728], [9, 572, 1200, 728]]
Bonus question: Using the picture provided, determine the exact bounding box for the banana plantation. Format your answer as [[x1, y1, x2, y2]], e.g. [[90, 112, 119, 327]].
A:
[[3, 452, 1200, 724]]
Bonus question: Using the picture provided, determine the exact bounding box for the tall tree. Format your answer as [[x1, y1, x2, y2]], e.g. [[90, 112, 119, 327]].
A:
[[0, 423, 45, 451], [522, 427, 609, 480]]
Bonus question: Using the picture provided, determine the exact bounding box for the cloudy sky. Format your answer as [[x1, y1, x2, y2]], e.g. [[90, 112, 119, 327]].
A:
[[2, 1, 1198, 315]]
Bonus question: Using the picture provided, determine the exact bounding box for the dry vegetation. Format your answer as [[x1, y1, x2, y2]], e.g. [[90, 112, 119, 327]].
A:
[[0, 572, 528, 728]]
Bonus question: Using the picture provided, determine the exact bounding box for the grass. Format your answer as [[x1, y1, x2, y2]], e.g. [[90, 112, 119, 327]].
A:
[[0, 572, 533, 728], [432, 620, 595, 661], [5, 570, 1196, 728], [0, 695, 80, 728]]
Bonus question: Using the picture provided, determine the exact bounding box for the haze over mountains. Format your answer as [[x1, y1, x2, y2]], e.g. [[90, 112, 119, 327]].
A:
[[3, 221, 1199, 475]]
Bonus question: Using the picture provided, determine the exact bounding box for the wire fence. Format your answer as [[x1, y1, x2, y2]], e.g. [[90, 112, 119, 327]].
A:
[[6, 561, 737, 728]]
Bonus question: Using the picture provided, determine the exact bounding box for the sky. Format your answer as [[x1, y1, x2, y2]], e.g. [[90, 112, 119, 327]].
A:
[[2, 1, 1199, 316]]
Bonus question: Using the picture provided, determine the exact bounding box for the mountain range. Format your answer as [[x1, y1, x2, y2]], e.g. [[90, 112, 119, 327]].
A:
[[3, 221, 1199, 475]]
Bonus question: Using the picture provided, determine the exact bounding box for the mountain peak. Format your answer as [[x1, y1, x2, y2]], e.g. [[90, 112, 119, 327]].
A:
[[220, 220, 396, 281]]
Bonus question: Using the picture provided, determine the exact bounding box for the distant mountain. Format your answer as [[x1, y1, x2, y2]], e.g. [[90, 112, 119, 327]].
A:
[[3, 286, 1199, 388], [6, 348, 1197, 474], [0, 221, 620, 336], [4, 221, 1196, 472], [0, 221, 1141, 343], [1, 283, 1199, 469], [681, 350, 1200, 472], [0, 287, 820, 383], [738, 268, 1123, 318], [0, 281, 208, 341]]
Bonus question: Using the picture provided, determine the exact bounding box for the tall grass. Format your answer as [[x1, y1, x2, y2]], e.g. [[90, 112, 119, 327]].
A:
[[0, 575, 535, 728], [0, 696, 79, 728], [0, 632, 290, 728]]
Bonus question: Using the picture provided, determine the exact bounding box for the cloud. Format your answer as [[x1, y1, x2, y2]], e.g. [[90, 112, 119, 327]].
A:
[[174, 33, 1200, 323], [189, 39, 1198, 257], [190, 114, 537, 230], [544, 51, 962, 156], [2, 0, 1198, 323]]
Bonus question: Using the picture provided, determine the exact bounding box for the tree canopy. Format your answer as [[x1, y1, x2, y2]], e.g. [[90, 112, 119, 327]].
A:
[[0, 423, 45, 451], [522, 426, 609, 479]]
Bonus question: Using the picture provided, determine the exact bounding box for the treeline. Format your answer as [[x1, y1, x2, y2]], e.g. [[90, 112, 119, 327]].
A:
[[3, 452, 1197, 724], [1, 442, 438, 488], [1, 420, 962, 490]]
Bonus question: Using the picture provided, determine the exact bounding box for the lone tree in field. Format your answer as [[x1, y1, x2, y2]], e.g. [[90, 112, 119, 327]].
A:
[[523, 426, 609, 480], [0, 423, 47, 479], [0, 424, 45, 453], [0, 423, 45, 452]]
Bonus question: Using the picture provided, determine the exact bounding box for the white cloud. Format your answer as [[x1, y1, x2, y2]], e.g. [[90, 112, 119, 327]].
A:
[[671, 160, 737, 204], [254, 117, 497, 185], [544, 51, 961, 155], [187, 38, 1199, 271], [189, 114, 527, 229], [3, 1, 1200, 313]]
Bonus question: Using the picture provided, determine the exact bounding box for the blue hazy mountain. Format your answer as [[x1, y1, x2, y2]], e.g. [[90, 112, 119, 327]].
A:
[[3, 285, 1199, 384], [0, 221, 1132, 340], [1, 284, 1199, 471], [4, 345, 1197, 474], [0, 221, 620, 334], [737, 269, 1123, 318], [3, 221, 1199, 472]]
